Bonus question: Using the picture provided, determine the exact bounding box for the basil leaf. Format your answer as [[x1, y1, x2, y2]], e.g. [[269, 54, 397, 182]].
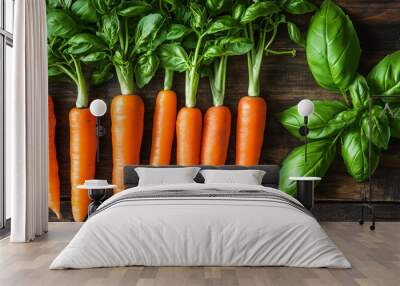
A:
[[48, 65, 63, 77], [347, 75, 369, 110], [367, 51, 400, 99], [232, 1, 247, 21], [306, 0, 361, 92], [206, 16, 240, 34], [277, 100, 349, 140], [91, 62, 114, 85], [135, 53, 160, 88], [97, 12, 120, 48], [135, 14, 165, 51], [287, 22, 304, 48], [159, 43, 190, 72], [92, 0, 120, 15], [282, 0, 317, 15], [219, 37, 253, 55], [48, 0, 73, 9], [71, 0, 97, 23], [117, 1, 152, 17], [166, 24, 191, 41], [47, 9, 81, 39], [65, 33, 107, 55], [203, 37, 252, 63], [161, 0, 177, 10], [361, 105, 390, 150], [80, 52, 109, 63], [241, 1, 280, 24], [206, 0, 229, 11], [279, 140, 337, 196], [341, 125, 380, 182], [189, 2, 207, 31]]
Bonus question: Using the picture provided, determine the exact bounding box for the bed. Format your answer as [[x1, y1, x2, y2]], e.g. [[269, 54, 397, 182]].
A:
[[50, 165, 351, 269]]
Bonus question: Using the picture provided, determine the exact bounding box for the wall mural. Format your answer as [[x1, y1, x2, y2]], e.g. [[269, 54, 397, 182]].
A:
[[47, 0, 400, 221]]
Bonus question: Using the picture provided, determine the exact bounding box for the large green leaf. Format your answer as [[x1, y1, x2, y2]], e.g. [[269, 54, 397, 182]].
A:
[[135, 14, 165, 51], [166, 24, 191, 41], [97, 12, 120, 48], [348, 73, 369, 109], [159, 43, 190, 72], [279, 140, 337, 196], [71, 0, 97, 23], [232, 1, 246, 20], [281, 0, 317, 15], [341, 125, 380, 182], [277, 100, 350, 140], [206, 0, 230, 11], [47, 9, 81, 39], [206, 16, 240, 34], [241, 1, 280, 24], [135, 53, 160, 88], [361, 105, 390, 150], [189, 2, 207, 31], [80, 52, 109, 63], [48, 65, 63, 77], [367, 51, 400, 99], [203, 37, 252, 63], [287, 22, 305, 48], [65, 33, 107, 55], [48, 0, 73, 9], [306, 0, 361, 92], [117, 1, 152, 17], [92, 0, 120, 15]]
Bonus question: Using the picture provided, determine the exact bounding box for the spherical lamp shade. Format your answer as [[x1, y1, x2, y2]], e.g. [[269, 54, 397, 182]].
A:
[[90, 99, 107, 117], [297, 99, 314, 117]]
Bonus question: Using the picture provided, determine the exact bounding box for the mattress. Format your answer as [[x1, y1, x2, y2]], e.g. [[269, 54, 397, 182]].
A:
[[50, 183, 351, 269]]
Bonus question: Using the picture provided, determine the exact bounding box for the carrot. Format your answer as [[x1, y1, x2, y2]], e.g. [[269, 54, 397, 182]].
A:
[[236, 96, 267, 165], [176, 107, 202, 165], [69, 108, 97, 222], [48, 96, 61, 220], [150, 90, 177, 165], [201, 106, 231, 165], [111, 95, 144, 192]]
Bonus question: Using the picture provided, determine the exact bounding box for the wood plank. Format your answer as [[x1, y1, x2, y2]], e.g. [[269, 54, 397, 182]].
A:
[[48, 0, 400, 220]]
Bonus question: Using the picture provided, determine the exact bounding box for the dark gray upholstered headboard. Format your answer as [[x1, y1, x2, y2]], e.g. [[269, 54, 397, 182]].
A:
[[124, 165, 280, 189]]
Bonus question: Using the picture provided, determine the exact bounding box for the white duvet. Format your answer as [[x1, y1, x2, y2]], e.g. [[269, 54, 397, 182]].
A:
[[50, 183, 351, 269]]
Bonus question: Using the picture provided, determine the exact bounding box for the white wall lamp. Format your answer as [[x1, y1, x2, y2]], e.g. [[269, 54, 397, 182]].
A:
[[297, 99, 315, 163], [90, 99, 107, 162]]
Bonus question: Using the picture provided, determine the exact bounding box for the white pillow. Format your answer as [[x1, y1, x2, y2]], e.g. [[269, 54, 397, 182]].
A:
[[200, 169, 266, 185], [135, 167, 201, 186]]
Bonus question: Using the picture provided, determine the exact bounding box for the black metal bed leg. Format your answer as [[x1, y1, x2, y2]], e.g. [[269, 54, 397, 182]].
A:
[[370, 205, 376, 231]]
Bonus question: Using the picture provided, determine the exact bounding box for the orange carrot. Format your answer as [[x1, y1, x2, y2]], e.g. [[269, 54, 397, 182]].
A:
[[201, 106, 231, 165], [69, 108, 97, 222], [48, 96, 61, 220], [150, 90, 177, 165], [111, 95, 144, 192], [176, 107, 202, 165], [236, 96, 267, 165]]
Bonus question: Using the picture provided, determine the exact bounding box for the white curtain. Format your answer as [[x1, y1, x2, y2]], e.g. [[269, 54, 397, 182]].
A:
[[9, 0, 48, 242]]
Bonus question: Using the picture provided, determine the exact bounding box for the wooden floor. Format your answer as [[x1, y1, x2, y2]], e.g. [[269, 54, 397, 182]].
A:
[[0, 222, 399, 286]]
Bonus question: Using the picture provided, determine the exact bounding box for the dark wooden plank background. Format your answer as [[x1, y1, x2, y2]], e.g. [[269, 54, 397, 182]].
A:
[[49, 0, 400, 221]]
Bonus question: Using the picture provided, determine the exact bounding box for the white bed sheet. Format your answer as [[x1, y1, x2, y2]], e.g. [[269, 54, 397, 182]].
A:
[[50, 183, 350, 269]]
